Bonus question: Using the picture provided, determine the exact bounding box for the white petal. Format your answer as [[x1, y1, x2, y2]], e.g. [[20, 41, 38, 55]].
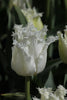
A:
[[20, 23, 39, 37], [33, 97, 40, 100], [54, 85, 67, 97], [35, 42, 45, 58], [28, 37, 45, 59], [11, 46, 36, 76], [36, 45, 47, 74], [14, 24, 22, 33], [46, 36, 58, 46], [40, 25, 48, 38], [38, 88, 50, 100], [33, 7, 43, 18], [13, 24, 23, 41], [49, 93, 59, 100]]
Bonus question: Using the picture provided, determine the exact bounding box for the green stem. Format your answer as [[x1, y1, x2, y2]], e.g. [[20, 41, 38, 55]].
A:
[[25, 76, 31, 100]]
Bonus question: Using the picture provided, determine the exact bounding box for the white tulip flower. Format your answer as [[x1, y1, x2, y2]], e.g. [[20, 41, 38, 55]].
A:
[[38, 87, 52, 100], [57, 25, 67, 64], [11, 23, 58, 76], [54, 85, 67, 100], [33, 85, 67, 100]]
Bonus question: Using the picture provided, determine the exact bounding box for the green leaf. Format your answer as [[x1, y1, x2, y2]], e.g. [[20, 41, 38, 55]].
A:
[[1, 92, 25, 97], [64, 0, 67, 10], [44, 71, 56, 89], [29, 0, 32, 7], [13, 5, 27, 26], [64, 74, 67, 86], [33, 58, 62, 87], [46, 58, 62, 71], [46, 0, 51, 19], [48, 44, 54, 58], [7, 9, 12, 29]]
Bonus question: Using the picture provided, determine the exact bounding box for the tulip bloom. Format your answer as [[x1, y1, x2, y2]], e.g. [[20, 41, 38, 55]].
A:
[[54, 85, 67, 100], [57, 25, 67, 64], [33, 85, 67, 100], [21, 8, 43, 30], [38, 87, 52, 100], [11, 23, 58, 76]]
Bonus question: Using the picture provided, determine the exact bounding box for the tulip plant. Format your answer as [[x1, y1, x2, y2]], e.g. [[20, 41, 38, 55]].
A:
[[10, 0, 67, 100], [11, 23, 58, 76], [11, 20, 58, 100], [0, 0, 67, 100]]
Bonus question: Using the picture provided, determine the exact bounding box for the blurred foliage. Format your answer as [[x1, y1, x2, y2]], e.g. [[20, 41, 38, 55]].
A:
[[0, 0, 67, 99]]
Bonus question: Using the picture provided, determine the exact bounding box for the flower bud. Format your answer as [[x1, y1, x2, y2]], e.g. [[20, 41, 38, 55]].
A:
[[21, 8, 43, 30], [57, 25, 67, 64]]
